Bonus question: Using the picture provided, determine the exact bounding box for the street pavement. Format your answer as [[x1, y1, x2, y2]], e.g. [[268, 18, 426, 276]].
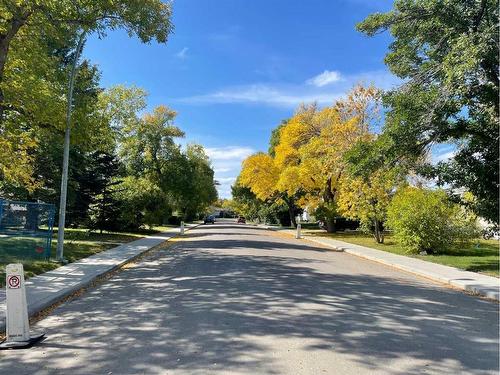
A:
[[0, 225, 199, 332], [271, 227, 500, 300], [1, 220, 498, 374]]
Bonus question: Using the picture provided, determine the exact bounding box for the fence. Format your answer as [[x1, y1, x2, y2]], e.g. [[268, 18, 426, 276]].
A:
[[0, 200, 56, 261]]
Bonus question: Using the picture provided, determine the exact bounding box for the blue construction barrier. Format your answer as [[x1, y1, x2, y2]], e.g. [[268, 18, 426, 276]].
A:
[[0, 200, 56, 260]]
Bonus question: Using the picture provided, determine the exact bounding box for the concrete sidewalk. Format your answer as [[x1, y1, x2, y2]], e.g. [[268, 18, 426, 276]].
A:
[[262, 225, 500, 301], [0, 223, 199, 332]]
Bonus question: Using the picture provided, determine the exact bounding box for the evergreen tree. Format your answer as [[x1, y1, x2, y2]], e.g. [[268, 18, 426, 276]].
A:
[[88, 152, 123, 232]]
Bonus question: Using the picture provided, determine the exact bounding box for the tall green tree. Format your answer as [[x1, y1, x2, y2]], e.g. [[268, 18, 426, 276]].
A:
[[357, 0, 499, 223], [122, 105, 185, 182], [96, 85, 146, 136], [120, 105, 218, 222], [113, 175, 170, 230], [87, 152, 123, 232], [177, 145, 218, 220], [0, 23, 68, 189], [0, 0, 173, 192], [0, 0, 173, 114], [0, 44, 104, 201]]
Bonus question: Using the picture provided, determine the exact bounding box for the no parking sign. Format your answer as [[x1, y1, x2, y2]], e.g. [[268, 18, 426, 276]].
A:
[[7, 274, 21, 289]]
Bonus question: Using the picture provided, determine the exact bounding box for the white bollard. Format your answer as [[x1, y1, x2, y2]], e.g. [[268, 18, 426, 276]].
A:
[[6, 263, 29, 342], [0, 263, 44, 349], [180, 221, 185, 235], [296, 223, 302, 239]]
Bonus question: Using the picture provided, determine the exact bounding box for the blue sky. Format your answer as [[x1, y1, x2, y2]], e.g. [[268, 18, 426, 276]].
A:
[[84, 0, 402, 198]]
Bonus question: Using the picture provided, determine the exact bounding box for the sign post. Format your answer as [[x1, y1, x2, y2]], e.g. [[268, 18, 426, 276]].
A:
[[180, 221, 185, 235], [0, 264, 45, 349], [296, 223, 302, 239]]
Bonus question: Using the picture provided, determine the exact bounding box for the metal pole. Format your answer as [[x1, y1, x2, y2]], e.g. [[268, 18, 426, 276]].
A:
[[56, 30, 86, 262]]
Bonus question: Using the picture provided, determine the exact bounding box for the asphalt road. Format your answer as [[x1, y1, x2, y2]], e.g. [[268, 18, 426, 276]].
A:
[[1, 221, 498, 374]]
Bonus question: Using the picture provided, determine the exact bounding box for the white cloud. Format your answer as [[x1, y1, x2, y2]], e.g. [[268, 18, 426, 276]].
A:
[[179, 84, 342, 108], [206, 146, 256, 161], [176, 70, 399, 108], [430, 143, 457, 164], [216, 184, 235, 200], [306, 70, 342, 87], [217, 176, 237, 183], [434, 150, 455, 162], [214, 167, 232, 173], [432, 147, 456, 164], [215, 176, 237, 198], [206, 146, 255, 199], [175, 47, 189, 59]]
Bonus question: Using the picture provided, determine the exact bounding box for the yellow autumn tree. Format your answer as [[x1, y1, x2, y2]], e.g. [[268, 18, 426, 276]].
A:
[[237, 84, 385, 232], [274, 104, 323, 168], [338, 168, 403, 243], [239, 153, 279, 201], [239, 152, 300, 227], [272, 84, 381, 232]]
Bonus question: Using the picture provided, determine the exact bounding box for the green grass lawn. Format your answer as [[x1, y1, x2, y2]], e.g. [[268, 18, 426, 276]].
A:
[[304, 229, 499, 277], [0, 226, 175, 287]]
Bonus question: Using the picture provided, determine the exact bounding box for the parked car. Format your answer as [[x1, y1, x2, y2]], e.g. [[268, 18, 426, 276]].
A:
[[204, 215, 215, 224], [237, 216, 246, 224]]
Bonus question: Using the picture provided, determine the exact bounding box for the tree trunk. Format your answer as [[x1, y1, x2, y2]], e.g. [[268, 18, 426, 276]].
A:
[[288, 204, 296, 228], [373, 218, 384, 243], [325, 217, 336, 233], [283, 195, 297, 228]]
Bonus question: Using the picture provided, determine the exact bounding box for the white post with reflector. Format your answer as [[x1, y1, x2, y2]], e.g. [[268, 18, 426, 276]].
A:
[[180, 221, 185, 235], [296, 223, 302, 239], [0, 264, 44, 349]]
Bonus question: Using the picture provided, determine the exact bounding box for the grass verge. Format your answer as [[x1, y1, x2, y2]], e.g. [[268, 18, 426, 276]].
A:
[[0, 226, 176, 287], [304, 229, 499, 277]]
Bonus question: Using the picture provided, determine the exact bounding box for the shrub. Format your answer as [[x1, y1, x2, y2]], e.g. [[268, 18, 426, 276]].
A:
[[258, 204, 279, 225], [313, 202, 339, 232], [386, 187, 478, 254], [113, 177, 171, 230], [167, 216, 182, 226]]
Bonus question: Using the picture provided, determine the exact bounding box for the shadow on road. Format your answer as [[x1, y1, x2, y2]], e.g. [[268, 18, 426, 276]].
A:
[[0, 225, 498, 375]]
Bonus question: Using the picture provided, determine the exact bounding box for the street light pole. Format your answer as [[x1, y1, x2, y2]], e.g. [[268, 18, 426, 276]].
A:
[[56, 30, 86, 262]]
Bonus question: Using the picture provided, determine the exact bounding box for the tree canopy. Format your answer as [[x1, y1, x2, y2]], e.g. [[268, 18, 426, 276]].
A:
[[0, 0, 174, 191], [237, 85, 395, 234], [0, 2, 218, 231], [357, 0, 499, 223]]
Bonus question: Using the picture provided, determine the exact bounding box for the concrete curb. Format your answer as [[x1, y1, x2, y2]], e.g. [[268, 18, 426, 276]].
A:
[[257, 224, 500, 301], [303, 236, 347, 252], [0, 223, 201, 332], [253, 224, 346, 251]]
